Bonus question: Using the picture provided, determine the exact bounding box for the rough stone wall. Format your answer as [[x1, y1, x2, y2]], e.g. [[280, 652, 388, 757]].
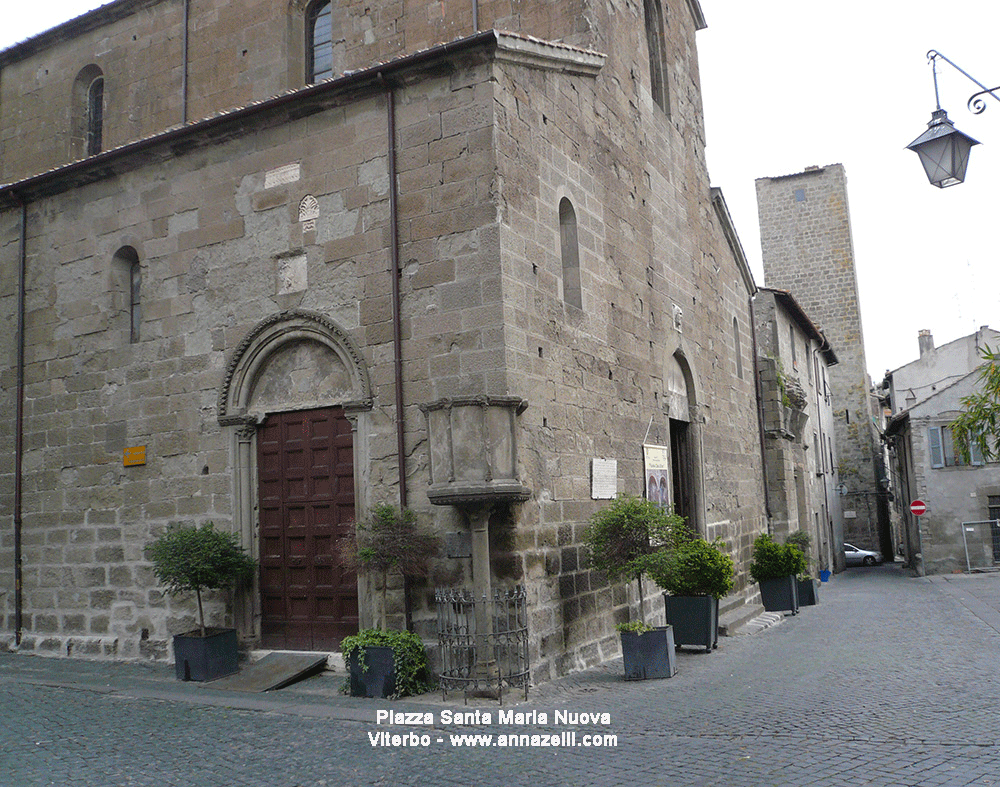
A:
[[0, 0, 592, 184], [0, 0, 766, 681], [492, 4, 766, 680], [752, 290, 840, 573], [0, 51, 501, 659], [756, 165, 882, 556]]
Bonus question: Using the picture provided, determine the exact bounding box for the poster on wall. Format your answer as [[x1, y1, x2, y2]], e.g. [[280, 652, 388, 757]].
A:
[[643, 444, 670, 510]]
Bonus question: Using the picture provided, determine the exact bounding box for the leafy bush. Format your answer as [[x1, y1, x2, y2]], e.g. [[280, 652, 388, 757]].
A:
[[146, 522, 255, 636], [340, 628, 432, 698], [341, 504, 437, 631], [586, 495, 689, 583], [647, 538, 734, 600], [585, 495, 689, 625], [615, 621, 653, 634], [785, 531, 812, 577], [749, 534, 806, 582]]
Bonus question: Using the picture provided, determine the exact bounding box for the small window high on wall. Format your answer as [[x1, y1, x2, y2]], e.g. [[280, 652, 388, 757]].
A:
[[113, 246, 141, 343], [307, 1, 334, 83], [733, 317, 743, 379], [559, 198, 582, 309], [642, 0, 670, 115], [71, 65, 104, 159]]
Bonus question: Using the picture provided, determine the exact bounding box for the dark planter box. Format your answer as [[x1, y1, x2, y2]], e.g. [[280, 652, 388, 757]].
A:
[[758, 575, 799, 615], [797, 578, 819, 606], [173, 627, 239, 682], [620, 626, 676, 681], [348, 645, 397, 698], [664, 595, 719, 652]]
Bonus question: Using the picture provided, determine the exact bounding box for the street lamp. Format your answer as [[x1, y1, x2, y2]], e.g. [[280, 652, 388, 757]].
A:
[[907, 50, 1000, 188]]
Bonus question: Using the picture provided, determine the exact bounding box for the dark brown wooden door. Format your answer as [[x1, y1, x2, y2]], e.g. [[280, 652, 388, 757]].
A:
[[258, 407, 358, 650]]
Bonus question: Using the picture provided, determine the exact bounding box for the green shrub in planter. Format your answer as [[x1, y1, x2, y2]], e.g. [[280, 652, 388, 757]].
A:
[[340, 628, 432, 699], [750, 534, 804, 615], [749, 534, 805, 582], [648, 538, 734, 600], [146, 522, 255, 637], [585, 495, 688, 626]]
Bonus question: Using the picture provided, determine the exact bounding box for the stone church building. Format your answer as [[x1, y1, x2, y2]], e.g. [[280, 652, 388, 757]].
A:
[[1, 0, 767, 682]]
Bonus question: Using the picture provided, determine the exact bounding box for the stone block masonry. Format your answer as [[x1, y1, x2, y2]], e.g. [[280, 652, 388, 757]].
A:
[[756, 165, 887, 560]]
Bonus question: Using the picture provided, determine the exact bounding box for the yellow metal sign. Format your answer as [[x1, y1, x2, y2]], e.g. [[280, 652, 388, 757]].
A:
[[123, 446, 147, 467]]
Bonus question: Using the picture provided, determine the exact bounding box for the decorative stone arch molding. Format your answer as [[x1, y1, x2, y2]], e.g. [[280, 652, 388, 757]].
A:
[[218, 309, 372, 424], [217, 309, 373, 644]]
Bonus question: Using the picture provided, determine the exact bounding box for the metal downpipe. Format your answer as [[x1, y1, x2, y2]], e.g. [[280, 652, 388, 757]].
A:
[[379, 74, 413, 630], [14, 197, 26, 645], [182, 0, 190, 123]]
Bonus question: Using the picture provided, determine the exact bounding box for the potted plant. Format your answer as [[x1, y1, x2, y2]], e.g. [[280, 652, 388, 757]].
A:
[[339, 504, 437, 698], [146, 522, 255, 682], [785, 530, 819, 606], [749, 533, 805, 615], [647, 537, 734, 652], [586, 495, 688, 680]]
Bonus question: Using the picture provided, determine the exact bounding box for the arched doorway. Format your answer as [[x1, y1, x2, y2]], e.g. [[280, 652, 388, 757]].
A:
[[218, 311, 373, 649]]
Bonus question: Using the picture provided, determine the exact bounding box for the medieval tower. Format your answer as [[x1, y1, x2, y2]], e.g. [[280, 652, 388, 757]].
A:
[[756, 164, 890, 565]]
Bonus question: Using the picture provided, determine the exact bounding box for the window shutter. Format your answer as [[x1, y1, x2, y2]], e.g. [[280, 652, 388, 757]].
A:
[[928, 426, 944, 468]]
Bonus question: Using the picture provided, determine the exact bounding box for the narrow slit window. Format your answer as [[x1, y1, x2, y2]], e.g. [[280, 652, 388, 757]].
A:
[[307, 1, 334, 83], [559, 198, 582, 309], [113, 246, 141, 344], [733, 317, 743, 380], [87, 77, 104, 155], [642, 0, 670, 115]]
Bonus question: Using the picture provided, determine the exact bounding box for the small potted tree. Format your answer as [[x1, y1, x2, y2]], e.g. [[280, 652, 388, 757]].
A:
[[146, 522, 255, 682], [339, 504, 437, 698], [647, 537, 734, 652], [585, 495, 688, 680], [749, 533, 805, 615], [785, 530, 819, 606]]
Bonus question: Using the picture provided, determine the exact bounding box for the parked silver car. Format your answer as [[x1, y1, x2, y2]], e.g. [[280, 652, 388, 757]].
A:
[[844, 542, 883, 567]]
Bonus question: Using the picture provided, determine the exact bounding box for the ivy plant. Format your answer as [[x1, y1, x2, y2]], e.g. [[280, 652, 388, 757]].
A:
[[340, 628, 433, 698]]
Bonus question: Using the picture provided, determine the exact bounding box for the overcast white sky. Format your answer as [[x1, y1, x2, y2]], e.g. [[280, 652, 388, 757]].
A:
[[4, 1, 999, 380]]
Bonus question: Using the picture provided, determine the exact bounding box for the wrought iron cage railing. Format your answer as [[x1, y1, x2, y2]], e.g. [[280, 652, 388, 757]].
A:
[[435, 585, 529, 703]]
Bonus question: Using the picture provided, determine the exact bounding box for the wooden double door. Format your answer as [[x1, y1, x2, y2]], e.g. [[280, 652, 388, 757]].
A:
[[257, 407, 358, 650]]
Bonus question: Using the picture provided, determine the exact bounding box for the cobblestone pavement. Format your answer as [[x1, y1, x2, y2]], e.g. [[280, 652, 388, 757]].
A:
[[3, 564, 1000, 786]]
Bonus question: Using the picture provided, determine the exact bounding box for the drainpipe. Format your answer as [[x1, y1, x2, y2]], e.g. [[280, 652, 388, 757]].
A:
[[182, 0, 190, 123], [378, 73, 412, 629], [14, 196, 26, 645], [472, 0, 479, 32], [814, 348, 833, 574], [748, 295, 772, 529]]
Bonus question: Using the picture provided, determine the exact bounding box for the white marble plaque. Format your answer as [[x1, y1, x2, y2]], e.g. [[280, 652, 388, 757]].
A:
[[591, 458, 618, 499]]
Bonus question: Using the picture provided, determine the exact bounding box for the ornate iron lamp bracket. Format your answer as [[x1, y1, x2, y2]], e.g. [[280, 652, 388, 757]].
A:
[[927, 50, 1000, 115]]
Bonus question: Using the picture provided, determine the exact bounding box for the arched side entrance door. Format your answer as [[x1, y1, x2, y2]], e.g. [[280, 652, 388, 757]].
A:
[[218, 311, 373, 651], [258, 406, 357, 650]]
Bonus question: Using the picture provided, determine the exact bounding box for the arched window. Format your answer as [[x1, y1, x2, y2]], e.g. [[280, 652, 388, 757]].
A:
[[307, 1, 334, 83], [642, 0, 669, 115], [113, 246, 141, 343], [87, 76, 104, 155], [71, 65, 104, 159], [559, 198, 582, 309], [733, 316, 743, 380]]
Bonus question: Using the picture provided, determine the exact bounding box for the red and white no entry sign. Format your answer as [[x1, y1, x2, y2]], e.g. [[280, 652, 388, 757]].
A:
[[910, 500, 927, 516]]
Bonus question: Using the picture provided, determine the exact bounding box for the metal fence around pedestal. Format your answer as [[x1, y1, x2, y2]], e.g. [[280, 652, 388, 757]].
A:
[[960, 520, 1000, 572], [435, 585, 529, 704]]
